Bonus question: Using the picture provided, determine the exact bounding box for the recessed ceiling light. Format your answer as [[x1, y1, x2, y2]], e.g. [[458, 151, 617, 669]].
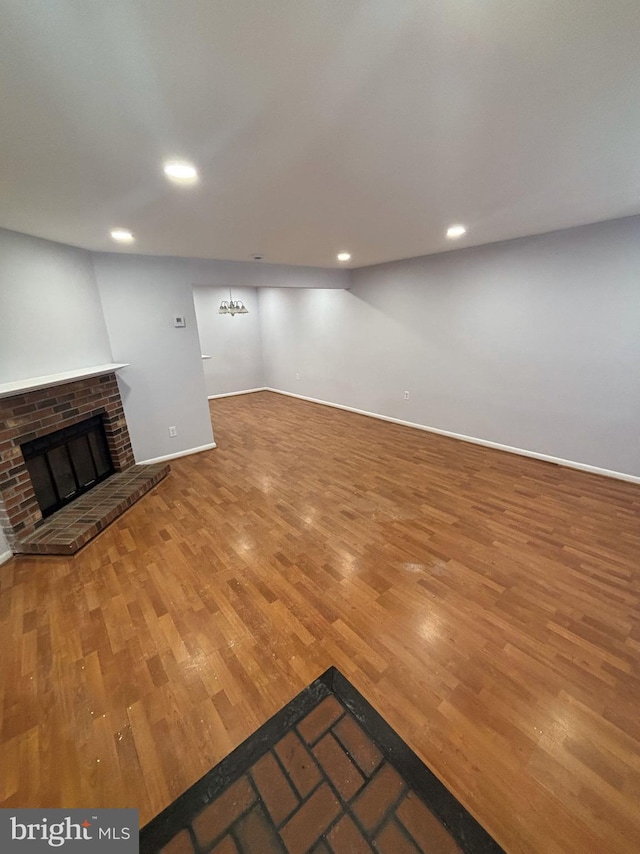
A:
[[337, 252, 352, 262], [446, 224, 467, 239], [110, 228, 134, 243], [163, 160, 198, 184]]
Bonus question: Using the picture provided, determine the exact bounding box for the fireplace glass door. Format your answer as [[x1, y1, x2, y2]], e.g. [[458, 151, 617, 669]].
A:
[[21, 415, 114, 517]]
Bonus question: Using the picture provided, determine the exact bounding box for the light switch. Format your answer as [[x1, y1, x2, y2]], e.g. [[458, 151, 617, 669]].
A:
[[174, 316, 186, 327]]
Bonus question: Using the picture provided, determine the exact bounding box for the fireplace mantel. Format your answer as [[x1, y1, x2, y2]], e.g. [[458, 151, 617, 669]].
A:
[[0, 363, 129, 400]]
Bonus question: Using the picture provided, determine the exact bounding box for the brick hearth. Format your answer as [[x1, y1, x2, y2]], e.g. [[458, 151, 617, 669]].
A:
[[16, 462, 169, 555]]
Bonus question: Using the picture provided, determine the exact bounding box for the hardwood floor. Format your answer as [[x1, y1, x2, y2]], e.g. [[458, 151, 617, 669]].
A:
[[1, 391, 639, 853]]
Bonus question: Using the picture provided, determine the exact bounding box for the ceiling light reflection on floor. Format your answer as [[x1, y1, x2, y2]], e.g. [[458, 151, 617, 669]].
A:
[[335, 552, 357, 579], [303, 507, 318, 527], [259, 476, 274, 494], [418, 618, 441, 643], [401, 562, 426, 573]]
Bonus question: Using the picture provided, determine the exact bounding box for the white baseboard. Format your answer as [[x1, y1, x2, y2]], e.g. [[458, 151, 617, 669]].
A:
[[138, 441, 217, 466], [208, 388, 267, 400], [265, 388, 640, 485], [0, 549, 12, 565]]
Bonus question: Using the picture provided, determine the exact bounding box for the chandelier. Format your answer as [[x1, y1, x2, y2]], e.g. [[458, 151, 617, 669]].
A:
[[218, 289, 248, 316]]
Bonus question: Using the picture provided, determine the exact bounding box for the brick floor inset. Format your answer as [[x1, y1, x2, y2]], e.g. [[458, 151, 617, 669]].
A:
[[210, 839, 239, 854], [327, 814, 373, 853], [159, 829, 194, 854], [234, 804, 282, 854], [153, 694, 464, 854], [297, 695, 343, 744], [280, 783, 341, 854], [352, 762, 405, 833], [397, 790, 465, 854], [313, 732, 365, 800], [192, 776, 255, 848], [274, 730, 321, 798], [250, 750, 299, 825], [376, 819, 422, 854], [333, 714, 382, 777]]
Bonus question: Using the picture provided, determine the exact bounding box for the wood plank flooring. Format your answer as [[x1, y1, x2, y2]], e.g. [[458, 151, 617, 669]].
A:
[[1, 391, 639, 853]]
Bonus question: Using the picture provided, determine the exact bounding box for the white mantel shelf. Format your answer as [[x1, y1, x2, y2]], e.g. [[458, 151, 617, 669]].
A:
[[0, 363, 130, 399]]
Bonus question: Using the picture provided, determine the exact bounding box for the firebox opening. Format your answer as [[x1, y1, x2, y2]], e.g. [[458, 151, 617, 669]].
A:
[[21, 415, 115, 518]]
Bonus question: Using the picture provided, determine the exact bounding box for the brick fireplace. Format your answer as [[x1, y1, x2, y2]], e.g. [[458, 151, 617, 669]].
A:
[[0, 370, 167, 554]]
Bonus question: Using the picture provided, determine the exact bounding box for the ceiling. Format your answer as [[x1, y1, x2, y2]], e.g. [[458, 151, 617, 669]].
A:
[[1, 0, 640, 269]]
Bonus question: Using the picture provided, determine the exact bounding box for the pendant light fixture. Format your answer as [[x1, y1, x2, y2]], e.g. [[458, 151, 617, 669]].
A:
[[218, 288, 248, 316]]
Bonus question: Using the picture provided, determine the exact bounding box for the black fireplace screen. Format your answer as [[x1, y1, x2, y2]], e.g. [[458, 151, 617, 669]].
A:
[[21, 415, 114, 517]]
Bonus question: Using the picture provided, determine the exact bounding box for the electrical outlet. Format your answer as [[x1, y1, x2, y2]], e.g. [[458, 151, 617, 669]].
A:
[[295, 372, 300, 380], [169, 426, 177, 437], [404, 391, 410, 400]]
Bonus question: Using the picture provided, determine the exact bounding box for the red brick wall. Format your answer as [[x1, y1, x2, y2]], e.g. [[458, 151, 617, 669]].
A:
[[0, 373, 134, 549]]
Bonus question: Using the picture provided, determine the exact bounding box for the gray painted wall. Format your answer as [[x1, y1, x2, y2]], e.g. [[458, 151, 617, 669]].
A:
[[2, 217, 638, 487], [0, 228, 112, 382], [0, 229, 346, 468], [91, 253, 345, 460], [193, 286, 264, 396], [92, 253, 215, 463], [260, 216, 640, 477], [189, 258, 345, 398]]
